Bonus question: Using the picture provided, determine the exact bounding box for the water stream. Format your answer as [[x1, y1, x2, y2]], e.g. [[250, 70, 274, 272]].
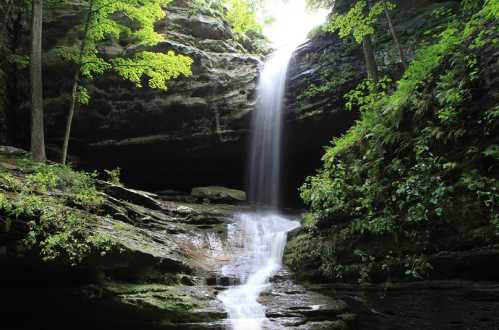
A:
[[217, 45, 300, 329]]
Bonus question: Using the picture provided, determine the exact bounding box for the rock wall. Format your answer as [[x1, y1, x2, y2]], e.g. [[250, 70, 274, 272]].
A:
[[36, 0, 263, 193]]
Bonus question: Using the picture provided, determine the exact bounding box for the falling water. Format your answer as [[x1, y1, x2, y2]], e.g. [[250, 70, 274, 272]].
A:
[[218, 45, 300, 329], [248, 46, 295, 208]]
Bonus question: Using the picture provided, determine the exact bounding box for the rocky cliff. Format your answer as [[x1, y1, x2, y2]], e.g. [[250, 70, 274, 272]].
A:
[[0, 146, 236, 329], [36, 0, 263, 193], [282, 1, 499, 328]]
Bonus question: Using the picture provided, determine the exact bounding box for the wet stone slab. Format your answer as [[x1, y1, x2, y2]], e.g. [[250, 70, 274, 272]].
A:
[[261, 269, 355, 330]]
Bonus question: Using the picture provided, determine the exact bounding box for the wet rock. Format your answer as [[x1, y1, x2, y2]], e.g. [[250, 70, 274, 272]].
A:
[[229, 267, 354, 329]]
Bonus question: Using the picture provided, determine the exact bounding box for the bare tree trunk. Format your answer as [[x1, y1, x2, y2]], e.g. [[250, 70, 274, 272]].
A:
[[30, 0, 46, 161], [362, 37, 378, 81], [61, 71, 80, 165], [61, 0, 94, 165], [382, 0, 406, 69], [6, 9, 22, 145]]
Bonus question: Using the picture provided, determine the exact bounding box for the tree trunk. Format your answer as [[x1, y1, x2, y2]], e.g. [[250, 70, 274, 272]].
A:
[[382, 0, 407, 69], [61, 0, 93, 164], [362, 36, 378, 81], [6, 10, 22, 145], [61, 71, 80, 165], [30, 0, 46, 161]]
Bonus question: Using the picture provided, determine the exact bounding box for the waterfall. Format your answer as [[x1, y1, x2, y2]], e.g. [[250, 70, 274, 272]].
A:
[[218, 46, 301, 329], [248, 46, 295, 208]]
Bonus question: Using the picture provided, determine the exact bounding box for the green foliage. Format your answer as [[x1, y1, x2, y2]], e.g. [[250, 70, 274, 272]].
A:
[[225, 0, 262, 35], [344, 76, 392, 112], [291, 1, 499, 282], [0, 156, 113, 265], [0, 172, 22, 191], [56, 0, 193, 100], [298, 78, 345, 105], [77, 86, 90, 105], [324, 0, 394, 44], [284, 232, 326, 275], [404, 255, 433, 279], [104, 167, 123, 186], [113, 51, 193, 91], [28, 163, 103, 208]]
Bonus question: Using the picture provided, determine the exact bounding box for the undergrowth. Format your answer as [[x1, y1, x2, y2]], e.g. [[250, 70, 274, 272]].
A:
[[286, 1, 499, 283], [0, 154, 116, 265]]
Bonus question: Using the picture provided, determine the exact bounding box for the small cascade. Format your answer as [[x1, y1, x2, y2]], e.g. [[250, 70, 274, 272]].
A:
[[218, 213, 299, 330]]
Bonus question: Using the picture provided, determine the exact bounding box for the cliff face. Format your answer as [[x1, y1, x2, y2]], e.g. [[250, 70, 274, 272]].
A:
[[282, 1, 499, 327], [36, 0, 263, 192]]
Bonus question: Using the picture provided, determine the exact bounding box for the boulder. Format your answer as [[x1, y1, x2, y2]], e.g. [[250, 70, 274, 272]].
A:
[[191, 186, 246, 204]]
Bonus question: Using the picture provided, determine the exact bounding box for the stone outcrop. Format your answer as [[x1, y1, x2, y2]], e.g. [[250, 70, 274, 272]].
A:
[[191, 186, 246, 204], [0, 147, 235, 329], [34, 0, 263, 194]]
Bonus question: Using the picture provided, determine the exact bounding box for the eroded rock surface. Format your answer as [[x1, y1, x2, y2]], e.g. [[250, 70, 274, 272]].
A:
[[35, 0, 264, 193], [0, 147, 235, 329]]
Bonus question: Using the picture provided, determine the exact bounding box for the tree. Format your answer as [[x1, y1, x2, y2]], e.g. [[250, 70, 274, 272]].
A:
[[381, 0, 406, 68], [196, 0, 263, 36], [225, 0, 262, 35], [1, 1, 26, 146], [324, 0, 382, 80], [30, 0, 46, 161], [310, 0, 407, 79], [58, 0, 193, 164]]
